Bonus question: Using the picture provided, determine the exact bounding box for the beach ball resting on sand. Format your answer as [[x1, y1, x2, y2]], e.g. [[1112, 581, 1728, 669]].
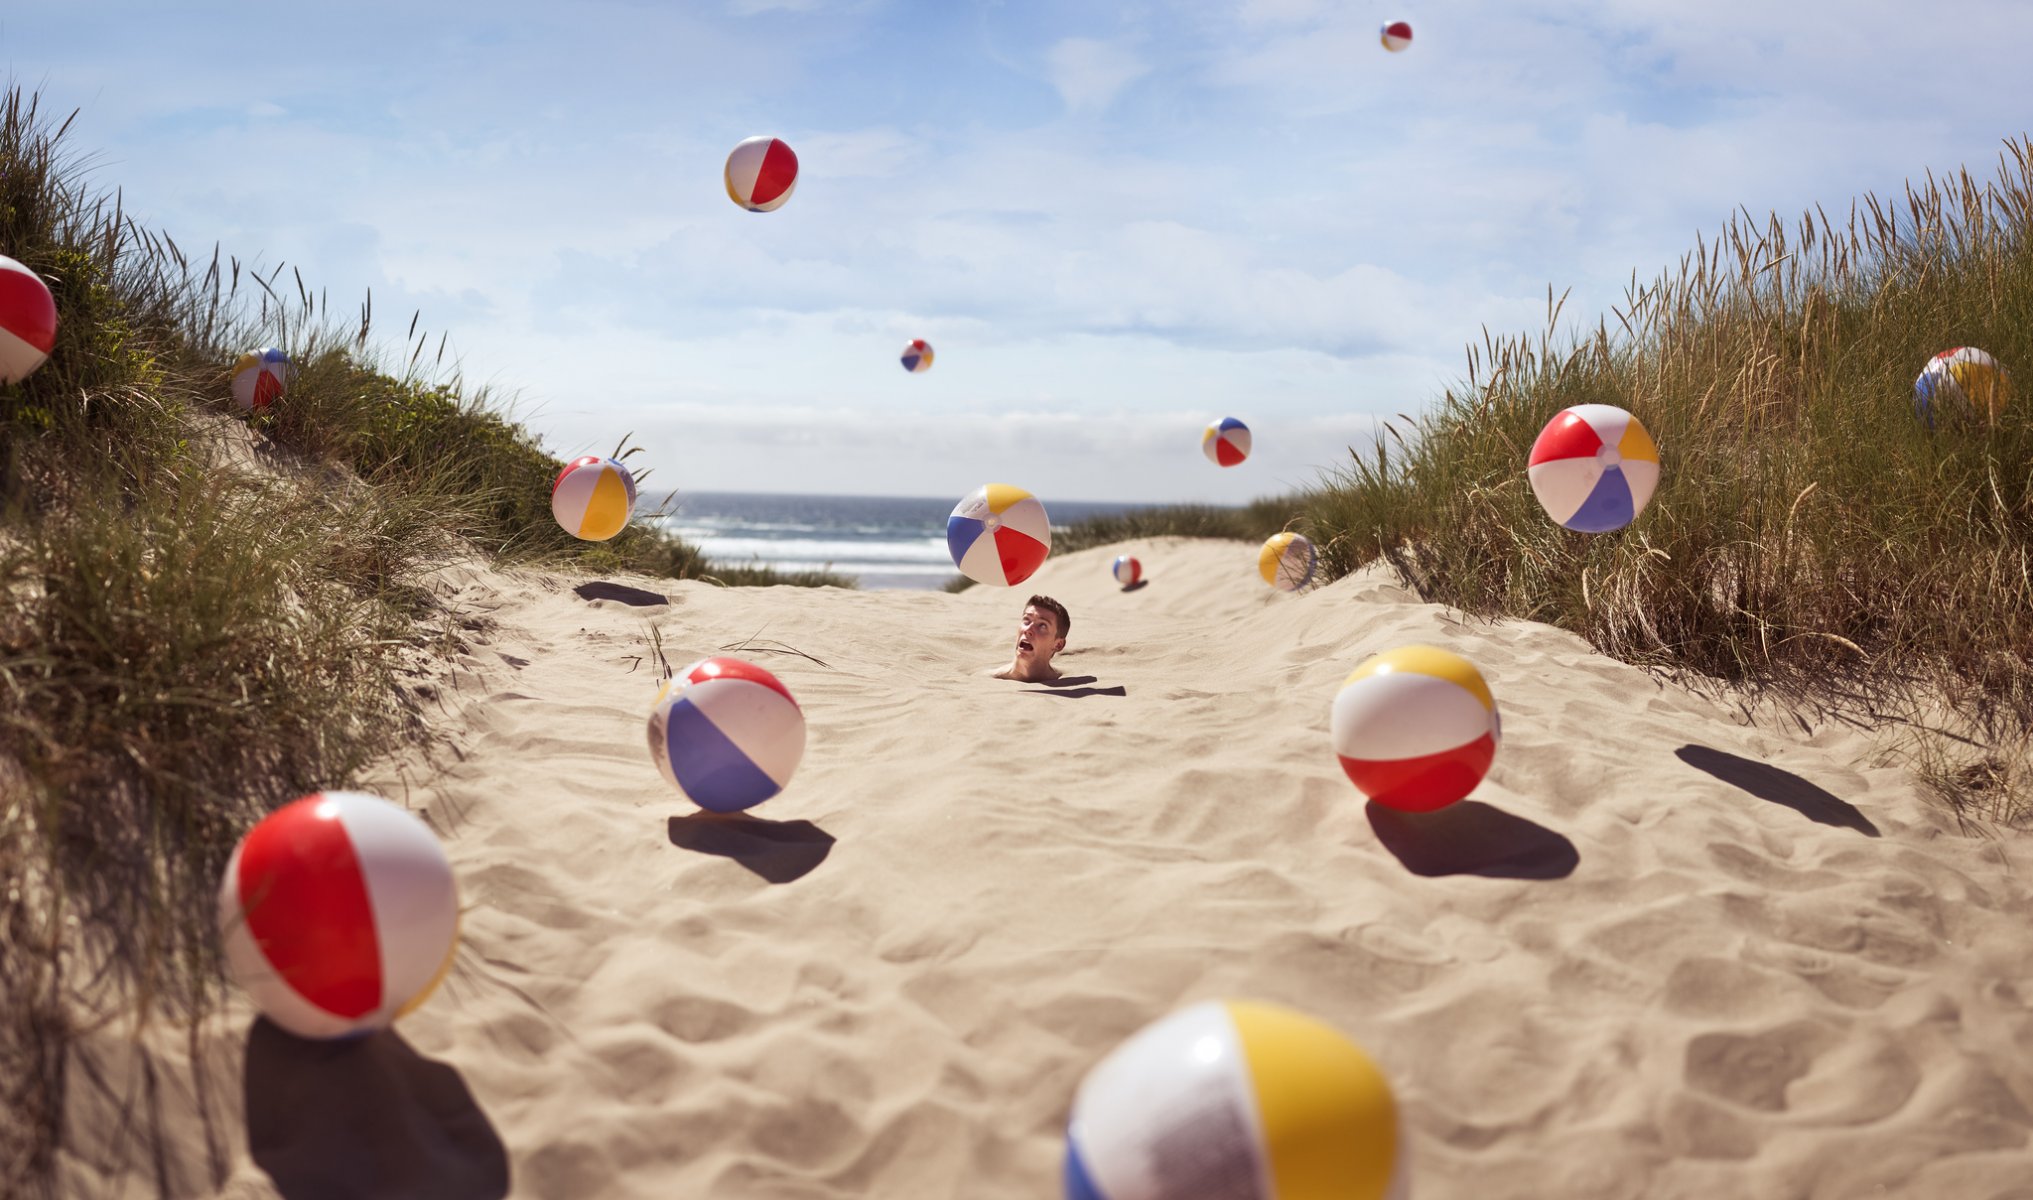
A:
[[1112, 555, 1142, 587], [1065, 999, 1406, 1200], [1380, 20, 1414, 51], [901, 338, 934, 373], [1258, 531, 1316, 592], [1914, 346, 2011, 426], [217, 791, 460, 1041], [1202, 415, 1252, 467], [0, 254, 58, 384], [231, 347, 293, 413], [648, 656, 807, 812], [551, 455, 637, 542], [948, 483, 1053, 587], [724, 135, 799, 212], [1333, 645, 1500, 812], [1526, 403, 1660, 533]]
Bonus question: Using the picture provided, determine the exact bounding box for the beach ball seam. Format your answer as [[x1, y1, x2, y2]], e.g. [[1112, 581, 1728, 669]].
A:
[[0, 255, 58, 384]]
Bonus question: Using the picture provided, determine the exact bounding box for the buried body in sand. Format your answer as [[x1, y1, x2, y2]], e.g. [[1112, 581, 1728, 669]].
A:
[[58, 539, 2033, 1199]]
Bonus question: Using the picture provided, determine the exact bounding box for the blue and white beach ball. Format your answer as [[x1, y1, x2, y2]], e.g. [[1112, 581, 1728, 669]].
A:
[[1112, 555, 1142, 587], [1526, 404, 1660, 533], [648, 657, 807, 812], [1065, 999, 1407, 1200]]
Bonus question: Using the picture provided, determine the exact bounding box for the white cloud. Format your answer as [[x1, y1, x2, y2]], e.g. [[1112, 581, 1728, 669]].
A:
[[1045, 37, 1151, 113]]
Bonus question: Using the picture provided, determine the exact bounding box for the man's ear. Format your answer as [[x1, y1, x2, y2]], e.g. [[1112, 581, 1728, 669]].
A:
[[1055, 637, 1066, 652]]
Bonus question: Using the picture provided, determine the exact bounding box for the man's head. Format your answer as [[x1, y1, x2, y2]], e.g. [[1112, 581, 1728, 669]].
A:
[[1014, 594, 1070, 671]]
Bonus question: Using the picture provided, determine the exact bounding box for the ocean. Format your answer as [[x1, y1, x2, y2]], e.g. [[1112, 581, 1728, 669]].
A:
[[657, 491, 1149, 590]]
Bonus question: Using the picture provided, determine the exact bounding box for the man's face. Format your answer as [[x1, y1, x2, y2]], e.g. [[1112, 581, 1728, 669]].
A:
[[1015, 605, 1063, 667]]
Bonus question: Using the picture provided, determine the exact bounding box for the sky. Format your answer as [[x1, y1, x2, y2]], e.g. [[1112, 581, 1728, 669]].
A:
[[6, 1, 2033, 503]]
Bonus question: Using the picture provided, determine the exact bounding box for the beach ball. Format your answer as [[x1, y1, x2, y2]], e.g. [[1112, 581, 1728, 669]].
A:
[[948, 483, 1052, 587], [725, 135, 799, 213], [1380, 21, 1414, 52], [1526, 404, 1660, 533], [1259, 531, 1315, 592], [1914, 346, 2011, 426], [551, 455, 637, 542], [1333, 645, 1499, 812], [1203, 416, 1251, 467], [1112, 555, 1142, 587], [902, 339, 934, 374], [218, 791, 459, 1041], [648, 657, 806, 812], [1065, 999, 1406, 1200], [231, 347, 293, 413], [0, 255, 57, 385]]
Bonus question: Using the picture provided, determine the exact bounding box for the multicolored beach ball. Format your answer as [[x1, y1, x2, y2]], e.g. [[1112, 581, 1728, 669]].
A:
[[218, 791, 460, 1040], [1259, 531, 1316, 592], [948, 484, 1052, 587], [725, 135, 799, 213], [1526, 404, 1660, 533], [1112, 555, 1142, 587], [1332, 645, 1499, 812], [1914, 346, 2011, 426], [1203, 416, 1252, 467], [648, 657, 807, 813], [1380, 20, 1414, 51], [551, 455, 637, 542], [1065, 999, 1406, 1200], [0, 254, 57, 385], [901, 339, 934, 374], [231, 347, 293, 413]]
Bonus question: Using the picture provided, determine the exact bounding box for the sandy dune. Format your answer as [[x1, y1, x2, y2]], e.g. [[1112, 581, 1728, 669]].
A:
[[60, 537, 2033, 1199]]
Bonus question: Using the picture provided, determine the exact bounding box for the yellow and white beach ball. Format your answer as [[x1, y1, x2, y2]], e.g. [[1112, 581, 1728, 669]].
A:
[[1064, 999, 1406, 1200], [1914, 346, 2011, 426], [1258, 531, 1315, 592], [1332, 645, 1499, 812], [551, 455, 637, 542]]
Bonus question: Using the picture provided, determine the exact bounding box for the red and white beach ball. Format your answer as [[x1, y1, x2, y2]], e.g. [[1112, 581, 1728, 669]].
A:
[[231, 347, 293, 413], [649, 657, 807, 812], [1333, 645, 1499, 812], [725, 135, 800, 213], [218, 792, 460, 1040], [1064, 999, 1407, 1200], [948, 483, 1052, 587], [1526, 404, 1660, 533], [552, 455, 637, 542], [1380, 21, 1414, 52], [901, 339, 934, 374], [1202, 416, 1251, 467], [1112, 555, 1142, 587], [0, 254, 58, 384], [1258, 531, 1316, 592]]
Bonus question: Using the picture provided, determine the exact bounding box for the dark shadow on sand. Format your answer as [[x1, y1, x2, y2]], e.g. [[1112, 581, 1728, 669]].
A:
[[245, 1021, 509, 1200], [1121, 579, 1149, 593], [573, 580, 670, 607], [668, 812, 836, 883], [1675, 744, 1880, 836], [1366, 800, 1580, 879], [1019, 674, 1125, 698]]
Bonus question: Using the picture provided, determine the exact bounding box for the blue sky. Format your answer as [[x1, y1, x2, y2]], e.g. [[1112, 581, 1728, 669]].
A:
[[7, 1, 2032, 502]]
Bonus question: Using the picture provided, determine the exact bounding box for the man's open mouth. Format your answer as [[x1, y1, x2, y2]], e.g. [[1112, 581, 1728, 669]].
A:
[[1017, 638, 1034, 653]]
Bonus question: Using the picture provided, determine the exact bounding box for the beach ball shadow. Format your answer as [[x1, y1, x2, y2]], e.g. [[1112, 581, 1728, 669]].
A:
[[667, 812, 836, 883], [572, 580, 671, 607], [1365, 799, 1579, 880], [243, 1019, 509, 1200], [1120, 579, 1149, 593], [1674, 745, 1880, 836]]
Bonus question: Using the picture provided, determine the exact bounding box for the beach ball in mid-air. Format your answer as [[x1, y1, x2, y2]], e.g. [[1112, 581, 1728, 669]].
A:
[[231, 347, 293, 413], [1914, 346, 2011, 426], [1112, 555, 1142, 587], [218, 791, 459, 1040], [1259, 531, 1315, 592], [551, 455, 637, 542], [1527, 404, 1660, 533], [0, 255, 57, 385], [948, 483, 1052, 587], [1333, 645, 1499, 812], [1065, 999, 1406, 1200], [901, 339, 934, 374], [649, 657, 806, 813], [1203, 416, 1251, 467], [725, 135, 799, 212], [1380, 20, 1414, 51]]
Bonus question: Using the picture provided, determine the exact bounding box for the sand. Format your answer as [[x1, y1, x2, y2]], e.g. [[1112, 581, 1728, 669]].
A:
[[57, 537, 2033, 1198]]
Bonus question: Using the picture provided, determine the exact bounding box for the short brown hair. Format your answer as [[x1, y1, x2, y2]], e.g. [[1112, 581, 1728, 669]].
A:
[[1026, 595, 1070, 640]]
